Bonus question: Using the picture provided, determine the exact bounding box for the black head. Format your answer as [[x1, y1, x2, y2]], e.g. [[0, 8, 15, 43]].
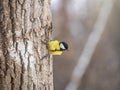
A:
[[60, 42, 68, 51]]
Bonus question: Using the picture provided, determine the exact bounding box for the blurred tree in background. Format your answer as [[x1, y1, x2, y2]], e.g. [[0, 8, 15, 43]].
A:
[[51, 0, 120, 90]]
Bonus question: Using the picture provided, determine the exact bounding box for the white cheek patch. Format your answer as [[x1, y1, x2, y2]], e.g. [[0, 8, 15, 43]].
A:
[[60, 43, 65, 50]]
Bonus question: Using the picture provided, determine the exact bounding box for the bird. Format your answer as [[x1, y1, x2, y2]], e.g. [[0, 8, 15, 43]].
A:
[[48, 40, 68, 55]]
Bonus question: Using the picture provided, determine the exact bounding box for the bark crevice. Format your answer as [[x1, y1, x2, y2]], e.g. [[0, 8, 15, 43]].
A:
[[9, 0, 16, 46]]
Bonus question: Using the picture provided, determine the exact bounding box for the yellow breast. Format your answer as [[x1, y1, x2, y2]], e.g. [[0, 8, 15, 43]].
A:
[[50, 51, 62, 55], [48, 40, 63, 55]]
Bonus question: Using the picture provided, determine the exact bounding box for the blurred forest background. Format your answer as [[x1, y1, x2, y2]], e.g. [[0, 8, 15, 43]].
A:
[[51, 0, 120, 90]]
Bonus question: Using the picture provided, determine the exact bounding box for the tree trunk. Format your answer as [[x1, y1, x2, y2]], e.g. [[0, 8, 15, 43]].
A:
[[0, 0, 53, 90]]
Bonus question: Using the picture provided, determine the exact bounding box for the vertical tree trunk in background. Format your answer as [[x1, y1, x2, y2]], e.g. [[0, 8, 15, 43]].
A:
[[0, 0, 53, 90], [65, 0, 114, 90]]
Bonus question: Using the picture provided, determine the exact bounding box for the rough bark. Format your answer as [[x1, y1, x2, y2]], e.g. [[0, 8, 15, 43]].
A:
[[0, 0, 53, 90]]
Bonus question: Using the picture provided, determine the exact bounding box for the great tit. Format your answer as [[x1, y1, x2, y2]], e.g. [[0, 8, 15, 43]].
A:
[[48, 40, 68, 55]]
